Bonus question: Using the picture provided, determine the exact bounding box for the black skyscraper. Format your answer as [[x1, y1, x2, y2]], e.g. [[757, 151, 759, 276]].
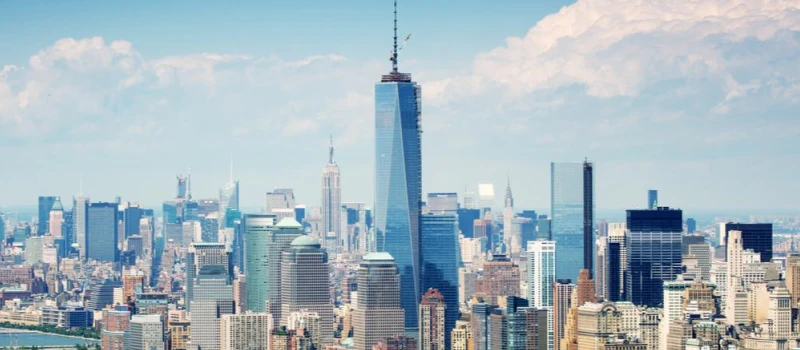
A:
[[607, 241, 622, 302], [583, 161, 594, 277], [626, 207, 682, 307], [724, 223, 773, 262]]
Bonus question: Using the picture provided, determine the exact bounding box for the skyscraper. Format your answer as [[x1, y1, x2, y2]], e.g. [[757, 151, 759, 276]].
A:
[[266, 189, 296, 219], [475, 254, 520, 305], [625, 207, 682, 307], [647, 189, 658, 210], [243, 214, 276, 313], [722, 223, 773, 262], [353, 253, 405, 350], [553, 279, 574, 350], [419, 288, 446, 350], [503, 179, 521, 255], [419, 214, 458, 344], [374, 0, 422, 330], [550, 161, 594, 282], [245, 216, 303, 319], [48, 197, 64, 239], [526, 239, 556, 350], [219, 161, 239, 231], [280, 235, 333, 345], [322, 136, 342, 248], [189, 266, 235, 350], [185, 242, 232, 312], [37, 196, 57, 235], [87, 202, 119, 262]]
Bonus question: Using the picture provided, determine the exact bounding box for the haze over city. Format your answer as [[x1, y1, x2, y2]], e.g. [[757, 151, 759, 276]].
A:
[[2, 0, 799, 211]]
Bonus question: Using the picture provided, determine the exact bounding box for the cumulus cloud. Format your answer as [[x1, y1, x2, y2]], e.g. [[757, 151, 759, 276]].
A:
[[0, 36, 364, 145], [427, 0, 800, 105]]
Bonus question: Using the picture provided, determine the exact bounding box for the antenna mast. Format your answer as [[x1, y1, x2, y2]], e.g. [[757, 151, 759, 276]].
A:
[[392, 0, 398, 73], [329, 134, 334, 164]]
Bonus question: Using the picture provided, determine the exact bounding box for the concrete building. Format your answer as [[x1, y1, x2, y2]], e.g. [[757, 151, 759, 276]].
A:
[[419, 288, 446, 350], [220, 312, 273, 350], [280, 235, 333, 345], [353, 253, 405, 350], [124, 314, 165, 350], [475, 254, 520, 305]]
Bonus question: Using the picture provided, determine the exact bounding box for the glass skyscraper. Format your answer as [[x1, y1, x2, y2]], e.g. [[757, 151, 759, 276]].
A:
[[420, 214, 459, 345], [374, 36, 422, 329], [625, 207, 683, 307], [550, 162, 594, 282], [38, 196, 57, 235], [87, 202, 119, 263]]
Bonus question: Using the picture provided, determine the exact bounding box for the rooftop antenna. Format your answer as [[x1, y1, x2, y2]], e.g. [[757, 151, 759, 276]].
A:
[[329, 134, 335, 164], [392, 0, 398, 73]]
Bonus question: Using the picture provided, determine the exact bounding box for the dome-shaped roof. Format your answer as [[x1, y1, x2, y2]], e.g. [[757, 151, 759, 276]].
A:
[[290, 235, 320, 247]]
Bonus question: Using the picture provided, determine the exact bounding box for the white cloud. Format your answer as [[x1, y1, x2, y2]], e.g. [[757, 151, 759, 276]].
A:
[[427, 0, 800, 105]]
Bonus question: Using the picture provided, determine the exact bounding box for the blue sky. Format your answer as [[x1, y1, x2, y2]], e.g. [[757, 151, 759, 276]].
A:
[[1, 0, 799, 213]]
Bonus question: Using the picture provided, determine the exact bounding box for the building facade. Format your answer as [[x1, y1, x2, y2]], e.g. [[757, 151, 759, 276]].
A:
[[550, 161, 594, 282]]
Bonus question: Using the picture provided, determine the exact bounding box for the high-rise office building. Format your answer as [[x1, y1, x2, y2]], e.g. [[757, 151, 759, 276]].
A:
[[185, 242, 232, 312], [470, 302, 494, 350], [686, 218, 696, 233], [38, 196, 57, 235], [123, 205, 143, 239], [266, 189, 296, 219], [243, 214, 276, 313], [726, 230, 747, 325], [647, 189, 658, 210], [220, 312, 273, 350], [475, 254, 520, 305], [189, 265, 235, 350], [427, 193, 458, 214], [219, 162, 239, 231], [374, 2, 422, 330], [87, 202, 119, 262], [353, 253, 405, 350], [553, 279, 574, 350], [280, 235, 333, 345], [419, 214, 458, 344], [48, 197, 64, 238], [419, 288, 446, 350], [526, 240, 556, 350], [786, 254, 800, 306], [722, 223, 773, 262], [342, 202, 369, 253], [322, 137, 342, 248], [125, 314, 165, 350], [625, 207, 682, 307], [550, 161, 594, 282], [503, 180, 522, 256]]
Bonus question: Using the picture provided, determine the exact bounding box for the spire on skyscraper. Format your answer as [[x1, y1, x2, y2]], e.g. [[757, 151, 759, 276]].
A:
[[391, 0, 398, 73], [329, 134, 335, 164], [504, 174, 514, 208]]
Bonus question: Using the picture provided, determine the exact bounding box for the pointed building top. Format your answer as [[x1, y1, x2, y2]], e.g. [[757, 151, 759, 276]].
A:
[[505, 175, 514, 208], [329, 135, 335, 164]]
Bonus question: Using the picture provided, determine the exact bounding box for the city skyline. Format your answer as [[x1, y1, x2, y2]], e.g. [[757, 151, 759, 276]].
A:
[[2, 0, 800, 211], [2, 1, 800, 349]]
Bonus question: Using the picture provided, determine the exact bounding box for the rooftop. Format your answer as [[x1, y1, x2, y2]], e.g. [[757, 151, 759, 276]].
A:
[[276, 217, 302, 229], [363, 252, 394, 262], [291, 235, 320, 247]]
